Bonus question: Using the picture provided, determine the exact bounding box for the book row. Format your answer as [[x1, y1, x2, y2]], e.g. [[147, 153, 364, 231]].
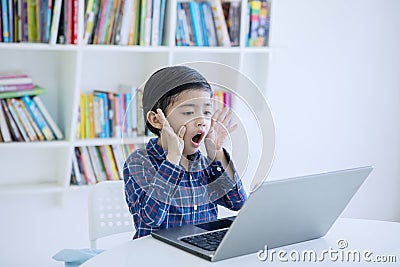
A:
[[83, 0, 167, 45], [77, 86, 147, 139], [71, 143, 138, 185], [0, 0, 78, 44], [176, 0, 239, 47], [77, 88, 232, 140], [0, 93, 63, 142], [0, 0, 270, 46]]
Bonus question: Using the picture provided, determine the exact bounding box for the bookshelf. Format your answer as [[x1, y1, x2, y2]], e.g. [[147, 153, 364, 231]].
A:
[[0, 0, 273, 194]]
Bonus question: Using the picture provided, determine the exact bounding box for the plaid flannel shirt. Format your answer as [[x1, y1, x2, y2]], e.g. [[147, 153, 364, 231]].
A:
[[123, 138, 247, 239]]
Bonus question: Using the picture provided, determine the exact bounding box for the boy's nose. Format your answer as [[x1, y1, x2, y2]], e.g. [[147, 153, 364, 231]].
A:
[[194, 117, 206, 127]]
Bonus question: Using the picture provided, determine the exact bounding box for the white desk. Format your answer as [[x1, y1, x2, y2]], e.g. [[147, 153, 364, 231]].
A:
[[81, 218, 400, 266]]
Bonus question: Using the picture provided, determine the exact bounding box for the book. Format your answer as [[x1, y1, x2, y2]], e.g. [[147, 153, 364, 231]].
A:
[[158, 0, 166, 45], [181, 2, 195, 46], [201, 1, 217, 46], [151, 0, 160, 46], [105, 144, 120, 180], [86, 145, 102, 183], [6, 98, 30, 141], [21, 95, 55, 141], [248, 0, 261, 47], [78, 146, 96, 184], [18, 98, 45, 141], [0, 100, 12, 142], [10, 98, 38, 141], [49, 0, 62, 44], [223, 91, 231, 107], [88, 145, 107, 182], [111, 144, 125, 178], [0, 99, 22, 141], [214, 91, 224, 110], [71, 153, 83, 185], [112, 93, 122, 138], [136, 89, 144, 136], [0, 83, 35, 93], [32, 95, 64, 140], [1, 0, 10, 42], [97, 145, 114, 180], [83, 0, 96, 44], [188, 1, 202, 46], [0, 76, 33, 86], [208, 0, 231, 47], [73, 147, 86, 185], [117, 0, 133, 45], [110, 0, 124, 44], [0, 86, 44, 99], [43, 0, 53, 43]]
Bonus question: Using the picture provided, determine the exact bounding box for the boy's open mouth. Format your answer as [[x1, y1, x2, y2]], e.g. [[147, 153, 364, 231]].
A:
[[191, 131, 205, 148]]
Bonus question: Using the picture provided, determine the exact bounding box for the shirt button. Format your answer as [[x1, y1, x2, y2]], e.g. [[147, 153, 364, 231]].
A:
[[216, 167, 222, 172]]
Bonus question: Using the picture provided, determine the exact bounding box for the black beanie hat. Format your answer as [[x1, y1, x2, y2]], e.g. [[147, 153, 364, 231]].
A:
[[142, 65, 210, 121]]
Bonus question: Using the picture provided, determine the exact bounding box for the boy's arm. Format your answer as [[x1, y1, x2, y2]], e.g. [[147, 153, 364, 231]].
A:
[[124, 151, 185, 227], [207, 149, 247, 211]]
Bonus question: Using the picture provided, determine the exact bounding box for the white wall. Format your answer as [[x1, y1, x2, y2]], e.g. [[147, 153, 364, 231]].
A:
[[1, 0, 399, 266], [267, 0, 400, 221]]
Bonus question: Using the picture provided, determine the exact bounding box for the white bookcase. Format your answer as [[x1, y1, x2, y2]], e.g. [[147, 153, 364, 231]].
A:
[[0, 0, 273, 194]]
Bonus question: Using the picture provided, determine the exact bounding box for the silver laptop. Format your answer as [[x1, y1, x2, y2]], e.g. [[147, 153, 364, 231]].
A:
[[151, 166, 373, 262]]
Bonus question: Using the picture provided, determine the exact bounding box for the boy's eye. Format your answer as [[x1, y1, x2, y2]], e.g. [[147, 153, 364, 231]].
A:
[[182, 111, 194, 115], [204, 111, 212, 116]]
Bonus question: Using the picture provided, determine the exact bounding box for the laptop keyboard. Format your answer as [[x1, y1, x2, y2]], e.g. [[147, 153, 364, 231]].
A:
[[180, 229, 228, 251]]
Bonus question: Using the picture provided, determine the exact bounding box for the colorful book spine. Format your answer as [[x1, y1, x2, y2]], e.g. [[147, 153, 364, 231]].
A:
[[6, 98, 30, 141], [19, 98, 45, 141], [88, 146, 107, 182], [208, 0, 231, 47], [0, 86, 44, 99], [83, 0, 95, 44], [1, 0, 10, 42], [105, 144, 120, 180], [0, 99, 12, 142], [0, 83, 35, 92], [32, 95, 64, 140], [78, 146, 95, 184], [151, 0, 160, 46], [98, 145, 114, 180], [49, 0, 62, 44], [11, 98, 38, 141], [21, 95, 55, 141], [248, 0, 261, 47], [188, 1, 201, 46], [0, 99, 22, 141]]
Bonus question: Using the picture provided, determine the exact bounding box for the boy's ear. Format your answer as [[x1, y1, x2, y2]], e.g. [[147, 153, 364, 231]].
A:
[[147, 111, 162, 130]]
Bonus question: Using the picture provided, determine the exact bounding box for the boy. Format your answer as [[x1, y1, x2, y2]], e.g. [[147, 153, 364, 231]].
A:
[[123, 65, 247, 239]]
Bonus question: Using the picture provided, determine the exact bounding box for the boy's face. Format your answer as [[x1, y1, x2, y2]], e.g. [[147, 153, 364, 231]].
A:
[[165, 89, 213, 155]]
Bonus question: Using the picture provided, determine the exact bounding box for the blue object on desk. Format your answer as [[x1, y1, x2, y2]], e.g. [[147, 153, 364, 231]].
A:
[[52, 248, 105, 267]]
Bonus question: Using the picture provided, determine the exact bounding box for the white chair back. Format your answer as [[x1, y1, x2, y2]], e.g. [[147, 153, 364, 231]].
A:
[[88, 180, 134, 249]]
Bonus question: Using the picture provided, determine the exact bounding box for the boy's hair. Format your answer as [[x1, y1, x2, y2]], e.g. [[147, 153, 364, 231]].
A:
[[142, 66, 212, 136]]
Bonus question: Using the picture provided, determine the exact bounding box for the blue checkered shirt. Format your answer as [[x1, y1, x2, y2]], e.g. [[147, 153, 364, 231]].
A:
[[123, 138, 247, 239]]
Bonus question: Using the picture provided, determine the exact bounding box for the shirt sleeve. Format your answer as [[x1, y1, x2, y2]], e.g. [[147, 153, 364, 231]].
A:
[[205, 149, 247, 211], [123, 150, 185, 227]]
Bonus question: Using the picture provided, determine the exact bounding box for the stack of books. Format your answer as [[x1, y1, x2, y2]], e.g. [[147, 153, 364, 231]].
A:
[[176, 0, 236, 47], [0, 0, 77, 44], [83, 0, 167, 46], [77, 85, 147, 139], [0, 73, 63, 142], [71, 143, 137, 185]]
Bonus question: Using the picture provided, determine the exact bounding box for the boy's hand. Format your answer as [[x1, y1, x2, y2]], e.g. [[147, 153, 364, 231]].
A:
[[156, 109, 186, 165], [205, 106, 238, 160]]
